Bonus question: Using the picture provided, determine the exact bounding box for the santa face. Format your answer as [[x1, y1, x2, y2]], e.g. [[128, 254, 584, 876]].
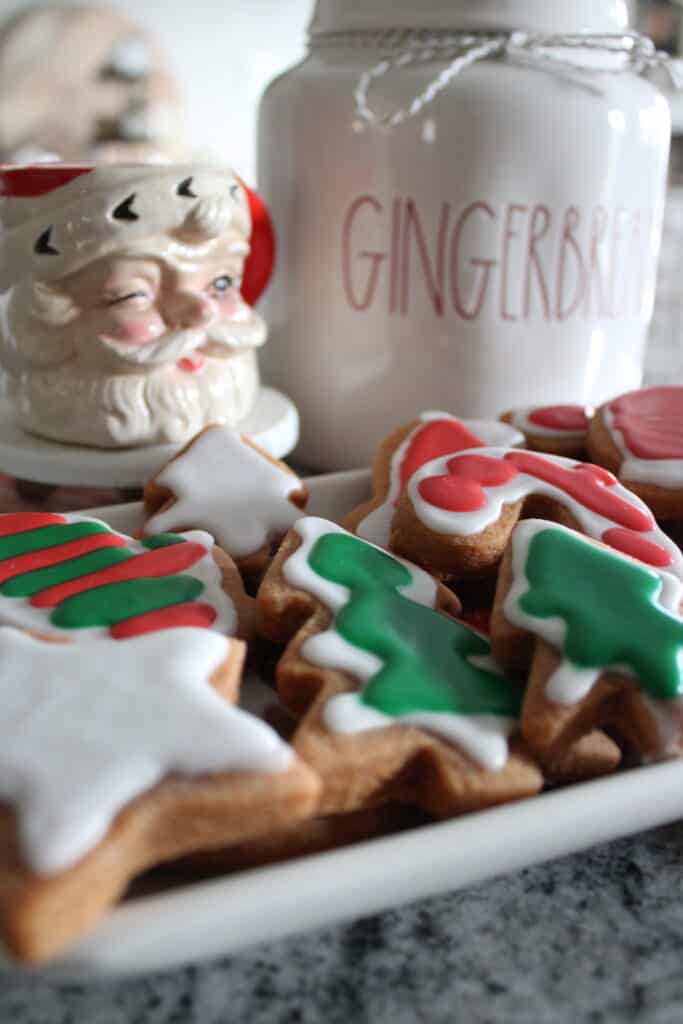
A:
[[2, 241, 267, 448]]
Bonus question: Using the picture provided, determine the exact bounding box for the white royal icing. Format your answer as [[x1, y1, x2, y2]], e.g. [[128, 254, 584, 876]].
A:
[[603, 406, 683, 489], [503, 520, 683, 709], [0, 513, 237, 639], [0, 626, 293, 875], [509, 406, 591, 440], [283, 517, 516, 770], [145, 426, 303, 558], [356, 411, 524, 546], [407, 447, 683, 584]]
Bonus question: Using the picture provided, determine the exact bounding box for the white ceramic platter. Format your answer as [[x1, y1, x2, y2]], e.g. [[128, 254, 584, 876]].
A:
[[0, 387, 299, 487], [4, 467, 683, 980]]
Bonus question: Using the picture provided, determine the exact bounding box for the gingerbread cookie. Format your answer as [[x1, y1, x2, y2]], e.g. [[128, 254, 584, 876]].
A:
[[259, 517, 542, 818], [343, 410, 523, 547], [490, 519, 683, 766], [587, 387, 683, 520], [391, 447, 683, 584], [0, 626, 319, 963], [144, 425, 308, 577], [500, 404, 591, 459], [0, 511, 254, 640]]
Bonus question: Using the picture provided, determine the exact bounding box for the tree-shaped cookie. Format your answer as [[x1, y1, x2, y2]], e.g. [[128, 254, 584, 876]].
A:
[[259, 517, 542, 818], [391, 447, 683, 584], [490, 519, 683, 765], [0, 510, 254, 639], [0, 626, 319, 963], [144, 425, 308, 579]]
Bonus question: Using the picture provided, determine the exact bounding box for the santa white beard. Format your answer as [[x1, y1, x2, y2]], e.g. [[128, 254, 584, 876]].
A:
[[10, 349, 260, 448]]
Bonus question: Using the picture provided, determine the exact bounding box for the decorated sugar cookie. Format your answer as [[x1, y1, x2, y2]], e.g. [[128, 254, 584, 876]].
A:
[[144, 425, 307, 577], [342, 410, 524, 547], [392, 447, 683, 584], [0, 510, 254, 640], [500, 404, 591, 459], [491, 519, 683, 765], [0, 626, 319, 963], [259, 517, 542, 818], [588, 387, 683, 519]]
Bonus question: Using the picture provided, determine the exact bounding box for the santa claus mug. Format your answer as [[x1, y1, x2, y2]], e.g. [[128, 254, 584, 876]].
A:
[[258, 0, 672, 471], [0, 163, 276, 451]]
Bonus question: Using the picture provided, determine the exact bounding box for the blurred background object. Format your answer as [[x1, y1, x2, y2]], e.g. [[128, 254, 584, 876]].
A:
[[0, 0, 313, 174], [0, 3, 185, 162]]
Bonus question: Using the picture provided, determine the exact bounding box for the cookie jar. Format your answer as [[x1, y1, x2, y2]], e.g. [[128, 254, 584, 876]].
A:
[[257, 0, 672, 470]]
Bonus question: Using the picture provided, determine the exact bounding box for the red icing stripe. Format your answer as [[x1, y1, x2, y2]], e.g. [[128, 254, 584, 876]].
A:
[[30, 541, 208, 608], [0, 533, 126, 584], [109, 602, 217, 638], [0, 512, 65, 537], [398, 419, 485, 499], [610, 387, 683, 460], [505, 451, 654, 532], [601, 527, 673, 568], [528, 405, 589, 432]]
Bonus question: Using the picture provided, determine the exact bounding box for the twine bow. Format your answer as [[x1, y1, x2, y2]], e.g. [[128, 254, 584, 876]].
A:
[[353, 32, 683, 129]]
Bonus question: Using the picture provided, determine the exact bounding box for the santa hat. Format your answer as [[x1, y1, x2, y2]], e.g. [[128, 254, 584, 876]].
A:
[[0, 163, 275, 303]]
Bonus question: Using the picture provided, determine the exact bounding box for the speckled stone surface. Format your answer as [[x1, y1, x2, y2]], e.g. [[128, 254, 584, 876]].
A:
[[3, 819, 683, 1024]]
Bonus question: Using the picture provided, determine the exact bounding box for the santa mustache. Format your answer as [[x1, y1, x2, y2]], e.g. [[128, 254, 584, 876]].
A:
[[96, 316, 266, 367]]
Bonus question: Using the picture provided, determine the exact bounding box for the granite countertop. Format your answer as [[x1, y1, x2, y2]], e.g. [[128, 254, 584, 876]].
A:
[[2, 818, 683, 1024]]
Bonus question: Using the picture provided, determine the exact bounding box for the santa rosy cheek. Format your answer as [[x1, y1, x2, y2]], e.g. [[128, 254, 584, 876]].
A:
[[109, 317, 164, 345]]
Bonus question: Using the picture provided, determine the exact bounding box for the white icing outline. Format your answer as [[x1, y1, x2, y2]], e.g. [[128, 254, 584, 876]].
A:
[[604, 403, 683, 490], [356, 411, 524, 546], [407, 447, 683, 583], [0, 513, 236, 638], [284, 517, 516, 770], [145, 426, 302, 558], [0, 626, 293, 875]]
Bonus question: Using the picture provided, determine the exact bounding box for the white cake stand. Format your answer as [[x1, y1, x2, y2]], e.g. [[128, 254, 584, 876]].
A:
[[0, 387, 299, 488]]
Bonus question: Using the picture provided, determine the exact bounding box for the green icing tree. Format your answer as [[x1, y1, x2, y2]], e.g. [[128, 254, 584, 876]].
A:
[[518, 527, 683, 701], [307, 533, 520, 718]]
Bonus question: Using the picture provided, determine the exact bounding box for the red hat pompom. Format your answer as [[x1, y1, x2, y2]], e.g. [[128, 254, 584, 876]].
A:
[[240, 181, 275, 307]]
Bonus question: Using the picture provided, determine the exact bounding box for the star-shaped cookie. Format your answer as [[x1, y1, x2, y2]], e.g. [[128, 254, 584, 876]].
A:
[[0, 627, 319, 963]]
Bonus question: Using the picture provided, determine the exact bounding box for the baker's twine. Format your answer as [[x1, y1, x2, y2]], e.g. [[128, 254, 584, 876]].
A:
[[333, 31, 683, 129]]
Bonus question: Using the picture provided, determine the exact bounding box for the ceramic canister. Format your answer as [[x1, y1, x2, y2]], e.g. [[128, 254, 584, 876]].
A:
[[258, 0, 671, 470]]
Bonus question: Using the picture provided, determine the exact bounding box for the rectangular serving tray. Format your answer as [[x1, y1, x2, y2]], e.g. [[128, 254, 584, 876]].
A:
[[4, 468, 683, 980]]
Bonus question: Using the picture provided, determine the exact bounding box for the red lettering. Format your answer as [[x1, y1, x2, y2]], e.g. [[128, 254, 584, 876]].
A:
[[401, 199, 448, 316], [389, 198, 401, 314], [450, 202, 497, 320], [500, 204, 527, 321], [524, 204, 551, 319], [584, 206, 608, 318], [555, 206, 585, 320], [341, 195, 386, 311]]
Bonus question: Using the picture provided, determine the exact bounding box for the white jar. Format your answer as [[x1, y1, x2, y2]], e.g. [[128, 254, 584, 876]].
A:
[[258, 0, 671, 470]]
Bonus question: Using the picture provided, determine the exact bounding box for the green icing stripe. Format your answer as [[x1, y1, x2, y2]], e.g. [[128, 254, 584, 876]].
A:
[[51, 576, 204, 629], [1, 548, 132, 598], [307, 533, 520, 718], [519, 528, 683, 702], [141, 534, 187, 549], [0, 522, 110, 560]]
